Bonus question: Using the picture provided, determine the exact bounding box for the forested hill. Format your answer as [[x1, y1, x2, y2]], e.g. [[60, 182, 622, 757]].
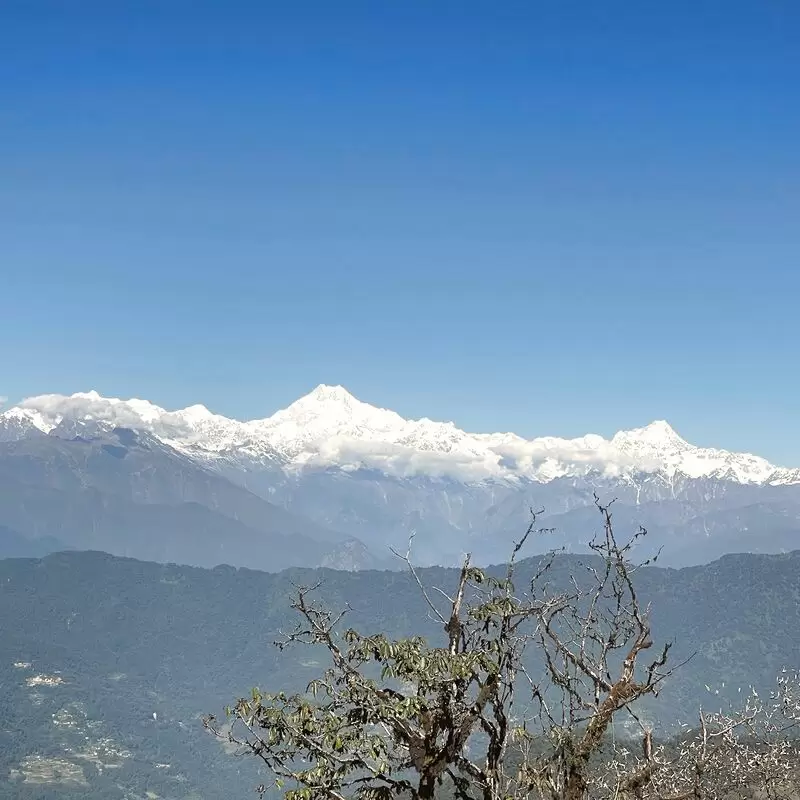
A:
[[2, 548, 800, 798]]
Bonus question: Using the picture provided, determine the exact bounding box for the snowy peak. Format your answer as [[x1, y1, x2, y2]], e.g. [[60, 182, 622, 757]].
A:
[[285, 384, 354, 413], [611, 420, 689, 463], [302, 384, 358, 406], [2, 386, 797, 486], [614, 420, 687, 448], [273, 384, 402, 427], [0, 406, 53, 442], [252, 385, 410, 462]]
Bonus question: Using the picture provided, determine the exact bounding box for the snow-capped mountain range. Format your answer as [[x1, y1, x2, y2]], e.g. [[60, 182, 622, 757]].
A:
[[2, 383, 797, 487], [3, 384, 800, 570]]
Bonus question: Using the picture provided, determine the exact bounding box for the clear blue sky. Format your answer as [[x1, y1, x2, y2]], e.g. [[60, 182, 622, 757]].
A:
[[1, 1, 798, 461]]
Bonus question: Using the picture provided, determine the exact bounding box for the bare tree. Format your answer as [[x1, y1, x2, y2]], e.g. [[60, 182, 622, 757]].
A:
[[500, 499, 677, 800], [599, 669, 800, 800], [205, 499, 800, 800]]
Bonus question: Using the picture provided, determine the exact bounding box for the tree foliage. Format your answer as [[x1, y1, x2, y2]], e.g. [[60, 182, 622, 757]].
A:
[[206, 499, 800, 800]]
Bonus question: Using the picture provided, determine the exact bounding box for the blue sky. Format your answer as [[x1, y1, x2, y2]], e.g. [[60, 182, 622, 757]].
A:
[[1, 1, 798, 461]]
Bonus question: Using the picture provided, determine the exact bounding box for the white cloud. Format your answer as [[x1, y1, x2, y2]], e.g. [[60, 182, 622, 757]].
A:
[[291, 432, 658, 483], [489, 438, 659, 478], [18, 393, 193, 439], [305, 437, 505, 481]]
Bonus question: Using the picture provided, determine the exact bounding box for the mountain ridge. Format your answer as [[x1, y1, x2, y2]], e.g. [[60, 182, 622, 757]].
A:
[[4, 384, 797, 486], [3, 546, 800, 797], [5, 385, 800, 569], [0, 420, 385, 573]]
